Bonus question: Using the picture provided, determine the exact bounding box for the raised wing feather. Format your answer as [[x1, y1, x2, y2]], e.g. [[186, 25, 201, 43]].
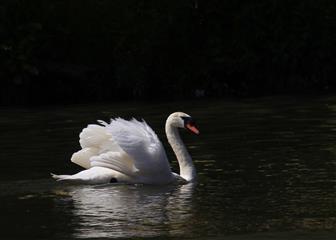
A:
[[73, 117, 172, 182], [103, 118, 170, 174], [72, 124, 124, 169], [90, 151, 136, 176]]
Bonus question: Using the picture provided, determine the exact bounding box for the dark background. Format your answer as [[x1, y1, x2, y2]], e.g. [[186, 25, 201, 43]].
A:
[[1, 0, 336, 105]]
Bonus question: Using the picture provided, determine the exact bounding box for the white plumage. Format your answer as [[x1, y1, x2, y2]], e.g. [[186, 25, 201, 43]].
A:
[[52, 112, 199, 185]]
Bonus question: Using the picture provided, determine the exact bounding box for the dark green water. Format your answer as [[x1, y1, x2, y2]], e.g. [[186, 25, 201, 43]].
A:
[[0, 97, 335, 239]]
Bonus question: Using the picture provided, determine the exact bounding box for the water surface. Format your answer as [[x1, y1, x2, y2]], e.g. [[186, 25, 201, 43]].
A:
[[0, 97, 335, 239]]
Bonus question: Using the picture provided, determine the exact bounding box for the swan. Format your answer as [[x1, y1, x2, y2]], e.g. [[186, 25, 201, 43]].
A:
[[51, 112, 199, 184]]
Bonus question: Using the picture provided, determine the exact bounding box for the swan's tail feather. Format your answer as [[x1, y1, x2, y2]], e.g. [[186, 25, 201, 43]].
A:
[[50, 173, 71, 181], [50, 172, 91, 183], [51, 167, 120, 184]]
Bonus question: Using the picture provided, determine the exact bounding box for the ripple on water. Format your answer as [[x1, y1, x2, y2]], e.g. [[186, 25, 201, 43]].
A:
[[0, 98, 336, 239]]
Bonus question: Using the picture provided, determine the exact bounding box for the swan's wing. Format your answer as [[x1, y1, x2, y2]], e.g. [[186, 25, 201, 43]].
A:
[[71, 124, 124, 169], [71, 118, 171, 180], [90, 151, 136, 176], [103, 118, 170, 174]]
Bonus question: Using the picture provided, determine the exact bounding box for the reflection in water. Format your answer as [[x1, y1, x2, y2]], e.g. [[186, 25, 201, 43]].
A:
[[69, 183, 195, 239], [1, 98, 336, 239]]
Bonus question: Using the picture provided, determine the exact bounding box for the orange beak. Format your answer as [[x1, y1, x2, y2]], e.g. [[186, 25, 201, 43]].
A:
[[186, 123, 200, 135]]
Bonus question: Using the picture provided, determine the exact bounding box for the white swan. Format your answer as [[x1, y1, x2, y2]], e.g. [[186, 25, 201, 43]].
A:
[[51, 112, 199, 184]]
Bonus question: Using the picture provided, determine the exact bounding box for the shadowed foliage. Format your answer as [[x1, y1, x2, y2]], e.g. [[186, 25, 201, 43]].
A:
[[1, 0, 336, 105]]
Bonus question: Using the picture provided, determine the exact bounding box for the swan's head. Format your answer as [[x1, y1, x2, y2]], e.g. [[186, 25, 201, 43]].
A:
[[167, 112, 199, 135]]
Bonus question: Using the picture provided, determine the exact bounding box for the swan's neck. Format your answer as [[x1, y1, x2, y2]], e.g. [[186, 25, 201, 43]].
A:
[[165, 124, 196, 182]]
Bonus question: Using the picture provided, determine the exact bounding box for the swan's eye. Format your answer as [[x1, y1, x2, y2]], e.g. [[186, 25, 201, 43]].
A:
[[181, 116, 199, 134], [181, 116, 195, 125], [181, 116, 191, 124]]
